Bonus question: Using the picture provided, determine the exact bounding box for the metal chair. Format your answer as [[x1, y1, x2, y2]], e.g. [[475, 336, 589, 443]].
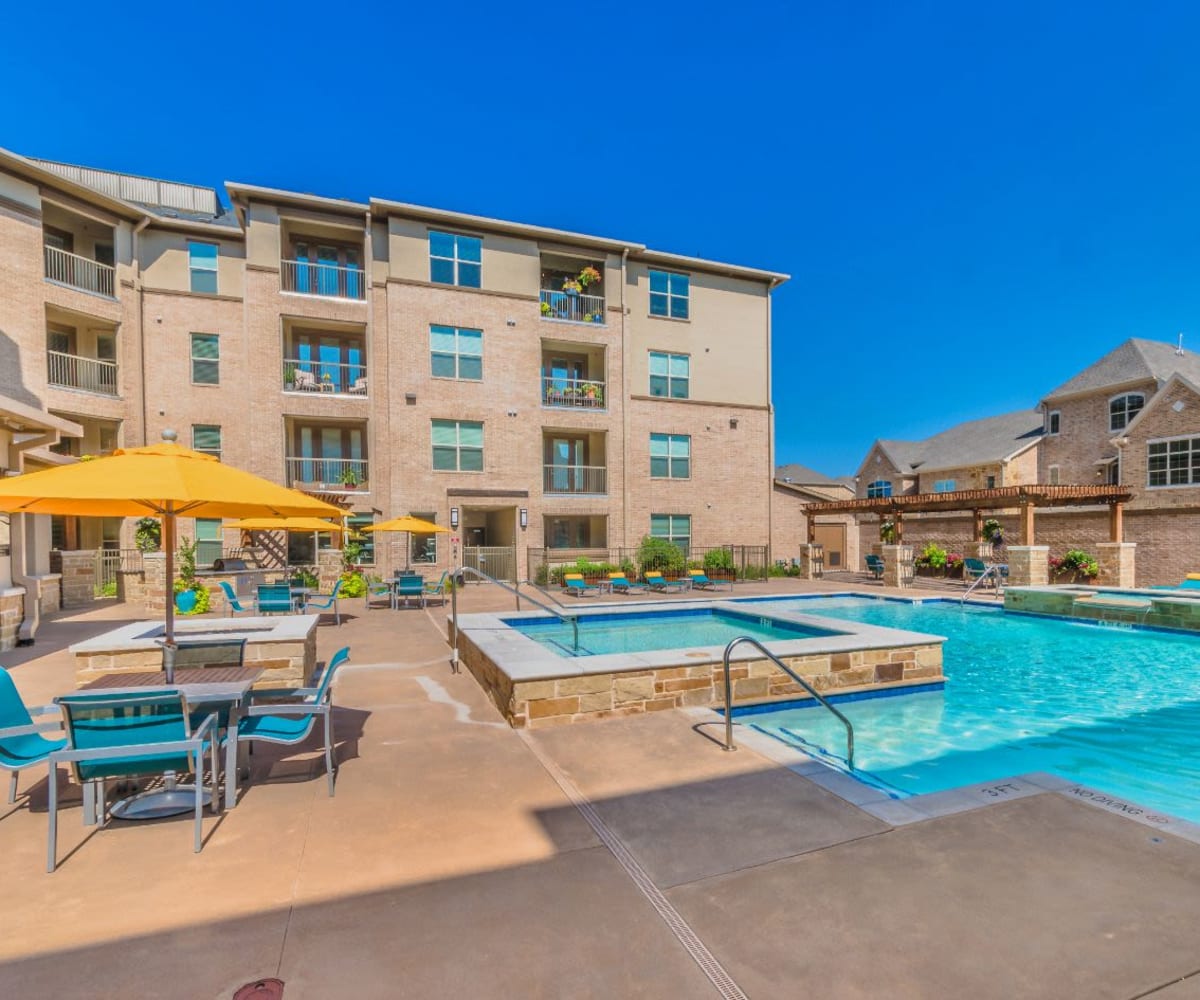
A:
[[218, 581, 252, 615], [303, 578, 344, 625], [365, 580, 395, 611], [394, 576, 426, 608], [422, 571, 450, 606], [0, 666, 65, 808], [255, 583, 294, 615]]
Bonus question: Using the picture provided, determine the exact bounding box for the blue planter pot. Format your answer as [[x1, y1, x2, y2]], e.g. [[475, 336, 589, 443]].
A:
[[175, 589, 198, 614]]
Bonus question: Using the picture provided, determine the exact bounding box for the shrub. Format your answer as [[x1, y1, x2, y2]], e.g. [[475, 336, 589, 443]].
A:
[[637, 535, 686, 577], [339, 571, 367, 598], [916, 543, 948, 570], [291, 567, 319, 589], [1059, 549, 1099, 579], [880, 519, 897, 543], [767, 563, 787, 577], [982, 518, 1002, 542], [703, 548, 736, 574], [741, 563, 768, 580], [134, 517, 161, 552]]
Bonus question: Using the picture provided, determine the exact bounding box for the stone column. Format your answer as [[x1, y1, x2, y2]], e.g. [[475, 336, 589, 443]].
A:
[[881, 544, 914, 589], [142, 551, 167, 614], [1096, 542, 1136, 588], [317, 548, 343, 592], [969, 541, 993, 560], [56, 550, 97, 609], [1006, 545, 1049, 587], [796, 543, 822, 580]]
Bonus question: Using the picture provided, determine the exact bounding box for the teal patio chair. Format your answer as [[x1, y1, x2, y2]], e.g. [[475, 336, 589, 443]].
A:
[[1151, 575, 1200, 591], [224, 646, 350, 801], [963, 558, 989, 583], [643, 571, 686, 593], [49, 691, 220, 871], [607, 572, 646, 594], [395, 576, 426, 608], [255, 583, 294, 615], [303, 578, 345, 625], [688, 569, 733, 592], [864, 555, 885, 580], [218, 581, 252, 615], [562, 573, 600, 597], [365, 579, 395, 611], [422, 571, 450, 606], [0, 666, 66, 807]]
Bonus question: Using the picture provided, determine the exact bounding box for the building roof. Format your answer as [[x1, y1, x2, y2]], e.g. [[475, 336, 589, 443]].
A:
[[1043, 338, 1200, 401], [867, 410, 1043, 476], [774, 463, 841, 486]]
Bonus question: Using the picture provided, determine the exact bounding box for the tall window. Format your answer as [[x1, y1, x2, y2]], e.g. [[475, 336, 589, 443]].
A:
[[188, 242, 218, 294], [649, 351, 689, 398], [410, 512, 438, 564], [348, 513, 375, 565], [1110, 393, 1145, 431], [649, 269, 689, 319], [432, 419, 483, 471], [866, 480, 892, 498], [430, 325, 483, 380], [650, 433, 691, 479], [195, 518, 222, 569], [1048, 465, 1060, 485], [1148, 437, 1200, 487], [1046, 410, 1060, 435], [191, 334, 219, 385], [192, 425, 222, 460], [932, 479, 956, 493], [429, 231, 481, 287], [650, 514, 691, 549]]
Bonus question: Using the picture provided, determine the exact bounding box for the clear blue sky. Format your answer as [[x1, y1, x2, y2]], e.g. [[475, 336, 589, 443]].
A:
[[6, 2, 1200, 476]]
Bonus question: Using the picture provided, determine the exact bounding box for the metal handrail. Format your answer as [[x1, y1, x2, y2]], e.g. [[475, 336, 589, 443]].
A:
[[449, 564, 579, 671], [962, 565, 1003, 603], [721, 636, 855, 769]]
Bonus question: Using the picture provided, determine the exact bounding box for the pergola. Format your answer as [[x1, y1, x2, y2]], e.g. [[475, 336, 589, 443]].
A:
[[800, 484, 1134, 545]]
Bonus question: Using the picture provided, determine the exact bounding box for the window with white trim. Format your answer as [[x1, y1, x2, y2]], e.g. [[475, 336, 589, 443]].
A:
[[650, 513, 691, 548], [191, 333, 219, 385], [1110, 393, 1145, 431], [1046, 410, 1060, 435], [649, 269, 689, 319], [432, 419, 483, 471], [1148, 436, 1200, 487], [866, 480, 892, 498], [430, 325, 482, 380], [192, 424, 221, 460], [188, 242, 218, 294], [648, 351, 689, 398], [429, 231, 481, 287], [932, 479, 956, 493], [650, 433, 690, 479], [1048, 465, 1060, 485]]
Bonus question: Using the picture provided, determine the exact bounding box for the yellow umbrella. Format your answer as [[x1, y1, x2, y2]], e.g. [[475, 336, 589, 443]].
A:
[[0, 433, 342, 668], [227, 517, 344, 532], [363, 515, 450, 570]]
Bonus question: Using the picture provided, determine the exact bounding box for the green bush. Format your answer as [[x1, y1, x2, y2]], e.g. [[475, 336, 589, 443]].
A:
[[534, 563, 550, 586], [134, 517, 161, 552], [916, 543, 948, 570], [339, 571, 367, 598], [94, 580, 118, 598], [291, 567, 319, 589], [703, 548, 736, 574], [1060, 549, 1099, 578], [740, 563, 768, 580], [636, 536, 686, 577], [767, 563, 787, 577]]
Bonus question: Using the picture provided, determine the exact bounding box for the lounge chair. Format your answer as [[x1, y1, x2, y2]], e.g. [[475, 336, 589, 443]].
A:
[[365, 579, 395, 611], [1151, 574, 1200, 591], [0, 666, 66, 807], [963, 558, 989, 583], [864, 554, 885, 580], [688, 569, 733, 592], [293, 369, 319, 391], [395, 575, 426, 608], [218, 581, 252, 615], [644, 571, 686, 593], [607, 572, 646, 594], [350, 376, 368, 395], [224, 647, 350, 801], [255, 583, 294, 615], [303, 578, 345, 625], [562, 572, 601, 597], [423, 571, 450, 606], [49, 691, 221, 871]]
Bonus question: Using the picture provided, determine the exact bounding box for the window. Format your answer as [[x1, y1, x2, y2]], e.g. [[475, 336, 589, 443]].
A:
[[430, 325, 483, 380], [195, 518, 222, 569], [866, 480, 892, 498], [410, 512, 438, 564], [1110, 393, 1145, 431], [429, 231, 481, 287], [649, 351, 689, 398], [650, 433, 691, 479], [192, 424, 221, 460], [1148, 437, 1200, 487], [1048, 465, 1060, 485], [986, 475, 996, 489], [650, 514, 691, 549], [188, 242, 218, 294], [348, 513, 375, 565], [932, 479, 956, 493], [1046, 410, 1060, 435], [649, 270, 689, 319], [191, 334, 219, 385], [432, 419, 483, 471]]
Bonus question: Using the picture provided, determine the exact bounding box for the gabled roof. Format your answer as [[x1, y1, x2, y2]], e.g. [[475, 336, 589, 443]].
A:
[[1043, 338, 1200, 401], [863, 411, 1043, 477], [774, 463, 841, 486]]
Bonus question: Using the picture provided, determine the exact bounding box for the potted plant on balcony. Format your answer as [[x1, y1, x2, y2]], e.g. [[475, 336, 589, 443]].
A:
[[321, 372, 334, 391], [540, 301, 552, 316], [578, 265, 602, 289], [562, 278, 582, 295], [339, 467, 360, 489], [284, 364, 297, 391]]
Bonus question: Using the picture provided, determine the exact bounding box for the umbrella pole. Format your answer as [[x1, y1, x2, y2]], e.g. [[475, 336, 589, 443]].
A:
[[163, 503, 176, 683]]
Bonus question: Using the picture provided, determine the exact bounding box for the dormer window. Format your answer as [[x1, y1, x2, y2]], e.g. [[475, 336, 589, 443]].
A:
[[866, 479, 892, 498], [1046, 410, 1060, 435], [1110, 393, 1144, 431]]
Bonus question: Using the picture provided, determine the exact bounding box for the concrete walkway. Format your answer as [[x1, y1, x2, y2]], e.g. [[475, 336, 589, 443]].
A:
[[0, 582, 1196, 999]]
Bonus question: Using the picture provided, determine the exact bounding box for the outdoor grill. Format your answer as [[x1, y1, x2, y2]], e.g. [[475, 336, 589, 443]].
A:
[[212, 557, 249, 572]]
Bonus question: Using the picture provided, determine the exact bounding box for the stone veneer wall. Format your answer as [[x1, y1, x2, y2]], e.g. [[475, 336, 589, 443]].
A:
[[51, 550, 97, 609], [1006, 587, 1200, 633], [0, 591, 23, 650], [454, 625, 943, 729]]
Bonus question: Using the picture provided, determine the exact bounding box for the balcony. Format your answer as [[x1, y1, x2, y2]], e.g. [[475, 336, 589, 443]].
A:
[[47, 351, 118, 397], [539, 289, 605, 325], [540, 254, 606, 325], [280, 259, 366, 300], [283, 359, 368, 396], [44, 245, 115, 298], [285, 457, 369, 494], [541, 376, 606, 410], [543, 464, 607, 495]]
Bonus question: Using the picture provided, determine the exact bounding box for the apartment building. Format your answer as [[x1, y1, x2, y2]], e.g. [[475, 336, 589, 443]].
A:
[[0, 147, 786, 589]]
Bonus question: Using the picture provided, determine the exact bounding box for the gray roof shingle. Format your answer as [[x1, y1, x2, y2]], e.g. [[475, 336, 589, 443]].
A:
[[879, 411, 1043, 473], [1044, 338, 1200, 400]]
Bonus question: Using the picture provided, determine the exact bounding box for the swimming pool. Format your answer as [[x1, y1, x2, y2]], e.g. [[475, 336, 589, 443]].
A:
[[509, 607, 842, 657], [738, 596, 1200, 823]]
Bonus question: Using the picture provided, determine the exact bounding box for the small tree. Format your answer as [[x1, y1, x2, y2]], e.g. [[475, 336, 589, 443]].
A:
[[637, 535, 686, 577], [134, 517, 161, 552]]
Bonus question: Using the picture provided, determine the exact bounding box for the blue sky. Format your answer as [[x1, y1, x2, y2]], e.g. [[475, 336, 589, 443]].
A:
[[5, 2, 1200, 475]]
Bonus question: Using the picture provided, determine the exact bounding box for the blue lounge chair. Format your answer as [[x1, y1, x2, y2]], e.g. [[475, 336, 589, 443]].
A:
[[688, 569, 732, 592], [1151, 574, 1200, 591], [395, 576, 426, 608], [562, 573, 600, 597], [255, 583, 294, 615], [607, 572, 646, 594], [303, 578, 344, 625], [864, 555, 885, 580], [0, 666, 66, 807], [218, 581, 252, 615], [423, 570, 450, 606], [224, 647, 350, 801], [49, 691, 220, 871], [644, 571, 685, 593], [963, 558, 989, 583]]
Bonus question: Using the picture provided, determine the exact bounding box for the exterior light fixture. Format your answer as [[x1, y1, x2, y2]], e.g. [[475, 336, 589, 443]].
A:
[[450, 507, 459, 529], [519, 508, 528, 529]]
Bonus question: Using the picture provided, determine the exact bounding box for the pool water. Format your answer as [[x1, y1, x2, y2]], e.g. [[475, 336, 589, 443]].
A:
[[741, 596, 1200, 823], [510, 608, 840, 657]]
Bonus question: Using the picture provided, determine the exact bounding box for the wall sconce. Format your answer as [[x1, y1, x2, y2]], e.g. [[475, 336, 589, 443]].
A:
[[449, 507, 459, 529], [519, 508, 528, 530], [729, 417, 739, 430], [404, 392, 417, 405]]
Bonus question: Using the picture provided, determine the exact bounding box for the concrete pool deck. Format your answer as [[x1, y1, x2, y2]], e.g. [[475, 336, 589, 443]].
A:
[[1, 580, 1199, 998]]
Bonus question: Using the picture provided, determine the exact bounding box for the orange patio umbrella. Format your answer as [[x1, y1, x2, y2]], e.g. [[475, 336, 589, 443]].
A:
[[363, 515, 450, 569]]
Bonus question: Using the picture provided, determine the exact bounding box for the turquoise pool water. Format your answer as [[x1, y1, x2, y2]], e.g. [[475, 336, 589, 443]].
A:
[[509, 608, 841, 657], [738, 596, 1200, 823]]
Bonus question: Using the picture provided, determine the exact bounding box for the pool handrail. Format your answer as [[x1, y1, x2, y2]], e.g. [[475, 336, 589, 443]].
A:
[[449, 565, 580, 671], [962, 564, 1004, 602], [721, 635, 855, 769]]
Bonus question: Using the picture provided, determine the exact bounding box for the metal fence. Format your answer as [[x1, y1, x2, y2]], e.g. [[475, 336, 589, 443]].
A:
[[280, 259, 366, 300], [527, 545, 770, 586], [463, 545, 516, 582], [283, 358, 368, 395], [44, 245, 115, 297], [94, 548, 143, 598], [48, 351, 119, 396], [539, 289, 605, 324]]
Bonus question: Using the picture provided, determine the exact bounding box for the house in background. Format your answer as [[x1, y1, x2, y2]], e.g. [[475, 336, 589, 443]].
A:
[[771, 463, 857, 571]]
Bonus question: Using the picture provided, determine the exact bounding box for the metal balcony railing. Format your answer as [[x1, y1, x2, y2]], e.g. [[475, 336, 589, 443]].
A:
[[280, 259, 366, 300], [283, 359, 368, 395], [539, 289, 605, 324], [541, 376, 606, 409], [44, 245, 115, 297], [285, 457, 369, 492], [543, 464, 607, 495], [47, 351, 119, 396]]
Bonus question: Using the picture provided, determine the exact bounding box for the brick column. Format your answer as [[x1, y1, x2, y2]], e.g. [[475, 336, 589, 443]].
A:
[[1006, 546, 1049, 587], [317, 549, 344, 592], [881, 544, 913, 589], [56, 550, 97, 609], [796, 543, 821, 580], [142, 552, 167, 614], [1096, 542, 1136, 588]]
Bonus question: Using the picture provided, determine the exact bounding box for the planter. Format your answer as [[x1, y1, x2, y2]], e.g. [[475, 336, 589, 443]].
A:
[[591, 314, 603, 323], [175, 589, 198, 614]]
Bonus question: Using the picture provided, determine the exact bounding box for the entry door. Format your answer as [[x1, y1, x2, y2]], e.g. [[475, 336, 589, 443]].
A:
[[812, 523, 846, 569], [551, 438, 585, 491], [466, 527, 486, 547]]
